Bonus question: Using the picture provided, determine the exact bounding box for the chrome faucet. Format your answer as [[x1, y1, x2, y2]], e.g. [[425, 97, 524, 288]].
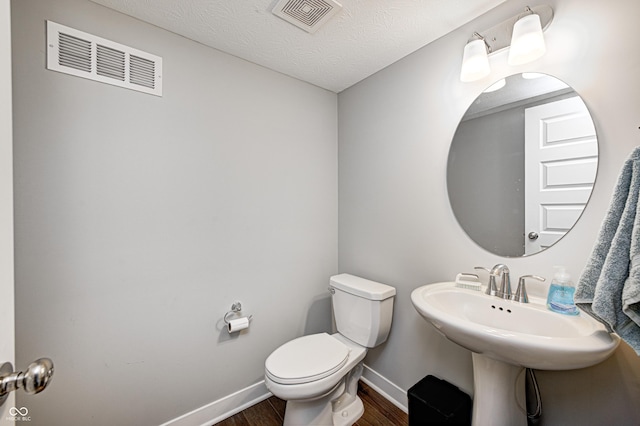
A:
[[491, 264, 512, 299], [475, 264, 512, 298]]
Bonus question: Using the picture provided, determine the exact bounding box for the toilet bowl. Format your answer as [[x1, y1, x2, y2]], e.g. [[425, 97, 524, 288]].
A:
[[264, 274, 396, 426]]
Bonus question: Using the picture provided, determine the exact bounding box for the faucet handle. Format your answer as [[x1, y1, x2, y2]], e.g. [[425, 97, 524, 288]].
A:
[[474, 267, 495, 295], [486, 273, 499, 296], [513, 275, 546, 303]]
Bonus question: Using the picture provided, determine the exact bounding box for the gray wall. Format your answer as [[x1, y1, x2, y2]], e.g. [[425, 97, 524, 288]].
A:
[[339, 0, 640, 424], [12, 1, 337, 425]]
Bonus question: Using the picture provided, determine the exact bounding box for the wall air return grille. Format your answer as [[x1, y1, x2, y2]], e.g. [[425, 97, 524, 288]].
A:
[[58, 32, 92, 72], [129, 55, 156, 89], [47, 21, 162, 96], [272, 0, 343, 33], [96, 45, 125, 81]]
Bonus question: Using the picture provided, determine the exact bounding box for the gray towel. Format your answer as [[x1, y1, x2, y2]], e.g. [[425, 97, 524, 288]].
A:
[[575, 146, 640, 354]]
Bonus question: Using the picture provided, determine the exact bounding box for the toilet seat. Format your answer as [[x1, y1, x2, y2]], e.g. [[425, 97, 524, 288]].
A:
[[265, 333, 350, 385]]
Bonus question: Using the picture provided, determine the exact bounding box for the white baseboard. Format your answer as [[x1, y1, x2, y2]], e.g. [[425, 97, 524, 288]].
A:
[[161, 365, 407, 425], [159, 380, 271, 426], [361, 364, 408, 413]]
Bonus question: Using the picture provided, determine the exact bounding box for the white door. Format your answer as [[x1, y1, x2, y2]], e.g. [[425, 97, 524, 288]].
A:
[[524, 96, 598, 255], [0, 0, 15, 422]]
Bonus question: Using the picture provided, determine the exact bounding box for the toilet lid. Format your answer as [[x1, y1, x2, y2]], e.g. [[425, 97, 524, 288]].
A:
[[265, 333, 350, 385]]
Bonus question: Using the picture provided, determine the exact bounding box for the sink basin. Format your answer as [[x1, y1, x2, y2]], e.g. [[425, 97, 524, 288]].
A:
[[411, 282, 620, 426], [411, 282, 619, 370]]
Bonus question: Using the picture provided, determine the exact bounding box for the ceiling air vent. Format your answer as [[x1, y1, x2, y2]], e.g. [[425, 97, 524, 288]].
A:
[[272, 0, 343, 34], [46, 21, 162, 96]]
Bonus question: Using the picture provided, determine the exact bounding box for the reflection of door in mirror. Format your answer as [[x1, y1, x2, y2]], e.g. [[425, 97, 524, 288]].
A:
[[524, 97, 597, 254]]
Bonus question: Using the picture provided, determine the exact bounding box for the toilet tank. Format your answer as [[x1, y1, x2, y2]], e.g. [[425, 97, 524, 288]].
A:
[[329, 274, 396, 348]]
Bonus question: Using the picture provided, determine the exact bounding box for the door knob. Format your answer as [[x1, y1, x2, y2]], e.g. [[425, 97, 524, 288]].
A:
[[528, 231, 539, 241], [0, 358, 54, 407]]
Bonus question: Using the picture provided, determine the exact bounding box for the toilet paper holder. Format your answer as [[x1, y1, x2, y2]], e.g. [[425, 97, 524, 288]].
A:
[[223, 301, 253, 325]]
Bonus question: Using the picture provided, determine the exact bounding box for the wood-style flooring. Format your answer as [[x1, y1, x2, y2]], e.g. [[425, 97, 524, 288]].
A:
[[215, 381, 408, 426]]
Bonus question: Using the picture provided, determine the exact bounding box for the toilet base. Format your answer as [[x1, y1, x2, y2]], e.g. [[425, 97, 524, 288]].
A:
[[282, 361, 365, 426], [284, 394, 337, 426], [283, 390, 365, 426], [332, 395, 364, 426]]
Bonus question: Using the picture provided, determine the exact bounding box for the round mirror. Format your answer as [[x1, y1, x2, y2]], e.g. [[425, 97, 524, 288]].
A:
[[447, 73, 598, 257]]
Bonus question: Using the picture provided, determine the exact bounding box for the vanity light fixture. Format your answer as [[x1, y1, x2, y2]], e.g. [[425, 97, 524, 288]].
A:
[[508, 9, 546, 66], [460, 33, 491, 82], [459, 5, 553, 83]]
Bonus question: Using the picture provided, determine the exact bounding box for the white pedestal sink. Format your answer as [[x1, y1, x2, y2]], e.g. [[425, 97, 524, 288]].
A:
[[411, 282, 620, 426]]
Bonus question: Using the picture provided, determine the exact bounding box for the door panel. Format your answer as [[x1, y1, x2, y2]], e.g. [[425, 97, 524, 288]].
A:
[[524, 96, 598, 255]]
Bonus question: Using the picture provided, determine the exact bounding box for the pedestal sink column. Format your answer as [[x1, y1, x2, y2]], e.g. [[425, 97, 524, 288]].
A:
[[471, 353, 527, 426]]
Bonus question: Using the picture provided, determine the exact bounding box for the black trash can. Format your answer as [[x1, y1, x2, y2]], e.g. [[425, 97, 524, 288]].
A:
[[408, 375, 472, 425]]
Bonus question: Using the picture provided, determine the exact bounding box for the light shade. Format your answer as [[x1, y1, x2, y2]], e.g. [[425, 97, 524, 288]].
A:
[[508, 13, 546, 66], [460, 39, 490, 82]]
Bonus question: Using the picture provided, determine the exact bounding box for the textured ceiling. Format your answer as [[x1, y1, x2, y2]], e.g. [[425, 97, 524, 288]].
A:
[[89, 0, 508, 93]]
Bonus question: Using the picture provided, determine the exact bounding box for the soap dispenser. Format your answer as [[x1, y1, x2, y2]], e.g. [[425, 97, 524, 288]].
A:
[[546, 266, 579, 315]]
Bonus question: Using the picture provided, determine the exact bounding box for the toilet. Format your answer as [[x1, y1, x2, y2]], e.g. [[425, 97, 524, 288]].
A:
[[264, 273, 396, 426]]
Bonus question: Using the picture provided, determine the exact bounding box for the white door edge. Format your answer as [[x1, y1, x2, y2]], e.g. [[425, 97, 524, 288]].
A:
[[0, 0, 15, 422]]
